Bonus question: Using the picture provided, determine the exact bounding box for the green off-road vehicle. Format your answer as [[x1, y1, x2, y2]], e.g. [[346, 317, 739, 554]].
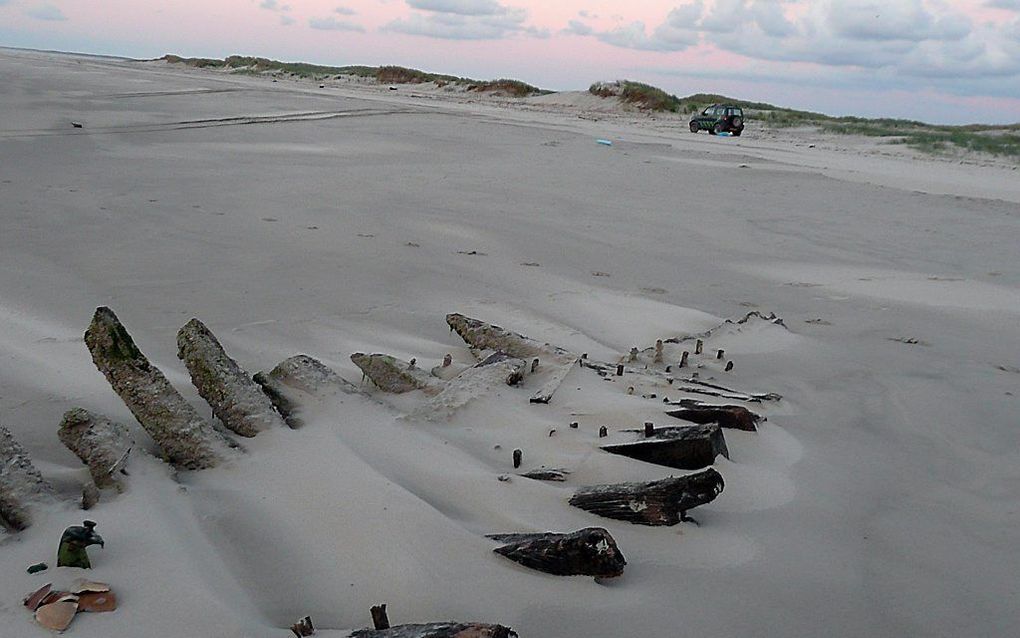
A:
[[689, 104, 744, 136]]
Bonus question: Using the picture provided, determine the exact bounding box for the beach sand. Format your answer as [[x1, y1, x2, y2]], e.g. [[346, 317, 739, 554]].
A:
[[1, 48, 1018, 637]]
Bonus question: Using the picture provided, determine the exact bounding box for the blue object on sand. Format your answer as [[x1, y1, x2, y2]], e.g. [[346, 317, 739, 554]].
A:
[[596, 139, 613, 146]]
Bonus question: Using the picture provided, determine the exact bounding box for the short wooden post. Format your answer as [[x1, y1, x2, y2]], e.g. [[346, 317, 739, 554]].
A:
[[725, 361, 734, 372], [616, 364, 624, 376], [695, 340, 703, 355], [371, 604, 390, 630], [599, 426, 608, 438], [717, 349, 725, 360], [531, 358, 540, 373], [513, 449, 523, 468], [680, 351, 689, 367], [644, 422, 655, 438]]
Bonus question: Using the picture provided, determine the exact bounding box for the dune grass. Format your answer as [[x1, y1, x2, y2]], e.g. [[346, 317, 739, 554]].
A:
[[161, 55, 544, 96], [589, 81, 683, 112], [468, 79, 547, 98]]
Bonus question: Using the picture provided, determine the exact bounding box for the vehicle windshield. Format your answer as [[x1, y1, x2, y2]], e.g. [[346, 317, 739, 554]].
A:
[[702, 107, 718, 116]]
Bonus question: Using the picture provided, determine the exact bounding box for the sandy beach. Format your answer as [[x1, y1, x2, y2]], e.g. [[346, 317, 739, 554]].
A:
[[1, 47, 1018, 637]]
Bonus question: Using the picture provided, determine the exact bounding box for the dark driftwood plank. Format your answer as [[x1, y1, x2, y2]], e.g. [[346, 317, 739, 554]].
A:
[[666, 400, 761, 432], [487, 527, 626, 578], [602, 425, 729, 470], [351, 623, 517, 638], [569, 469, 724, 526]]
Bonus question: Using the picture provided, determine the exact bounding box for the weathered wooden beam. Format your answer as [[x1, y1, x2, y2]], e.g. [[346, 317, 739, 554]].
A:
[[177, 318, 286, 437], [351, 623, 517, 638], [84, 307, 236, 470], [569, 469, 724, 526], [351, 353, 442, 394], [601, 424, 729, 471], [447, 313, 552, 359], [252, 370, 302, 428], [519, 468, 569, 482], [413, 352, 527, 421], [260, 354, 359, 397], [448, 313, 578, 404], [1, 426, 55, 531], [528, 359, 578, 405], [57, 408, 133, 489], [666, 400, 761, 432], [487, 527, 626, 578]]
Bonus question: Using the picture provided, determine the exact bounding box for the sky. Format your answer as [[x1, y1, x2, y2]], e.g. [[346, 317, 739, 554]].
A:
[[2, 0, 1020, 124]]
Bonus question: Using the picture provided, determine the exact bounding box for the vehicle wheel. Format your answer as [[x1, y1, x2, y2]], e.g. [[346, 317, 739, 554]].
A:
[[732, 116, 743, 128], [710, 124, 719, 135], [732, 129, 742, 137], [689, 122, 699, 133]]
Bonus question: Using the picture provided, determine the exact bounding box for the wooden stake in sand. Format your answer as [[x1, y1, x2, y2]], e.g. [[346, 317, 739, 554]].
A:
[[513, 449, 523, 469], [695, 340, 704, 355], [371, 604, 390, 630]]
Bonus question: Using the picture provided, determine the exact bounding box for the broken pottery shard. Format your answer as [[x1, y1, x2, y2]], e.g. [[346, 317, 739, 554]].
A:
[[24, 584, 53, 611], [520, 468, 569, 482], [83, 307, 235, 470], [413, 352, 527, 421], [0, 426, 55, 531], [177, 318, 286, 437], [487, 527, 626, 578], [602, 424, 729, 471], [351, 623, 518, 638], [72, 579, 111, 594], [77, 590, 117, 613], [58, 408, 133, 489], [35, 596, 78, 631], [666, 400, 760, 432], [569, 469, 725, 526], [263, 354, 359, 397], [351, 353, 442, 394]]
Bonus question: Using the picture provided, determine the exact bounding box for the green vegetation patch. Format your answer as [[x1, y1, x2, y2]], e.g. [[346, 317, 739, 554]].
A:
[[468, 79, 547, 98], [589, 81, 683, 112], [161, 55, 544, 96]]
